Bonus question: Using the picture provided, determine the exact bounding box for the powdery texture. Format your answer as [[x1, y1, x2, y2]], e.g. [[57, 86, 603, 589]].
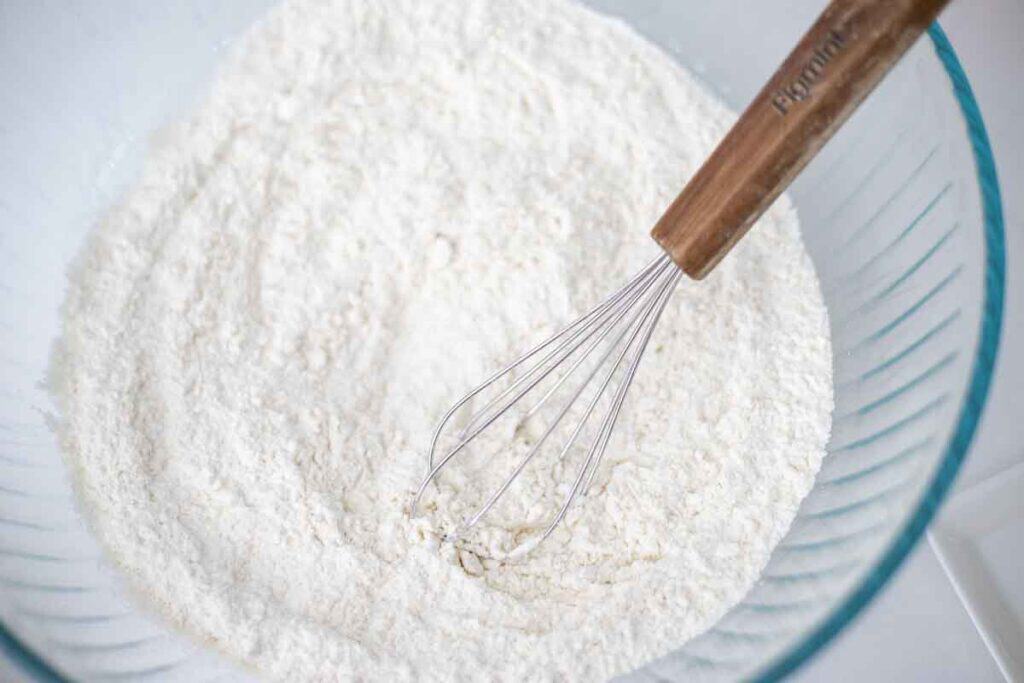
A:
[[51, 0, 833, 680]]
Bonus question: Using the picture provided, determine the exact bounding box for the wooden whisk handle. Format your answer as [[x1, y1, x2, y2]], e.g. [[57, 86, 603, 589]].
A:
[[651, 0, 950, 279]]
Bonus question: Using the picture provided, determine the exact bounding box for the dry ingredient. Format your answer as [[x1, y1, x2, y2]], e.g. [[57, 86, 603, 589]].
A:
[[51, 0, 833, 680]]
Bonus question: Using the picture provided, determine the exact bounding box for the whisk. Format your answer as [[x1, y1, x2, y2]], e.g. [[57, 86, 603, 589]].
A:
[[410, 0, 949, 558]]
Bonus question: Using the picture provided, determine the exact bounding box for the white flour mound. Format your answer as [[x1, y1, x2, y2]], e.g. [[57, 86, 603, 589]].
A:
[[51, 0, 833, 680]]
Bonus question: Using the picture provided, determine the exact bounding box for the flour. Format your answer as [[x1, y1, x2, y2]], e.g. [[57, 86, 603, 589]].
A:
[[50, 0, 833, 680]]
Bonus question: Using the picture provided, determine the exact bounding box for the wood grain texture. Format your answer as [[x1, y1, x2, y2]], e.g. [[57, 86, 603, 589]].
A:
[[651, 0, 950, 279]]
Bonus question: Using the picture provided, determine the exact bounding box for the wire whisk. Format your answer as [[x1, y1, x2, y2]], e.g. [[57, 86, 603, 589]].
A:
[[410, 254, 681, 558], [409, 0, 950, 559]]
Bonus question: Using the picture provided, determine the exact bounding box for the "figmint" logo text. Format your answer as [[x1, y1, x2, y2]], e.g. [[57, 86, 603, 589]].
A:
[[771, 29, 846, 115]]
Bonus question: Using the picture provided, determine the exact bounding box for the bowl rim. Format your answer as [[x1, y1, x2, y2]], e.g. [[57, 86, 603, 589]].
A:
[[752, 22, 1007, 682], [0, 20, 1006, 683]]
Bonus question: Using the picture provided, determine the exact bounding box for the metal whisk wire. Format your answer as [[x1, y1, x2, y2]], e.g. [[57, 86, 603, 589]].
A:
[[410, 254, 681, 558]]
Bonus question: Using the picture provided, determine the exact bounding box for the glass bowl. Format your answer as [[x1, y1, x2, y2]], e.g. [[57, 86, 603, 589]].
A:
[[0, 1, 1004, 680]]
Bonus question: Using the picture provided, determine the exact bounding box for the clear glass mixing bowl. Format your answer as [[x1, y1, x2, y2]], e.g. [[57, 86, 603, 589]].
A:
[[0, 1, 1005, 681]]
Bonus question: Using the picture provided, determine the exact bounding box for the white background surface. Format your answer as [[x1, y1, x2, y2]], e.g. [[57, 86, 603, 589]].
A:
[[0, 1, 1019, 681]]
